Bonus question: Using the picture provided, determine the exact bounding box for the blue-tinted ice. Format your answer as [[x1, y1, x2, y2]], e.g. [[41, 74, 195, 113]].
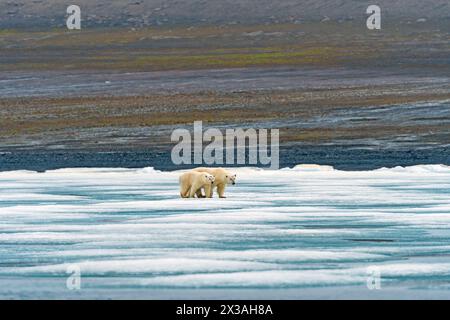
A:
[[1, 165, 450, 299]]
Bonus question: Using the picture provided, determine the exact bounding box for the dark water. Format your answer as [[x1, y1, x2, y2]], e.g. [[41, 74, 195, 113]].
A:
[[1, 145, 449, 172]]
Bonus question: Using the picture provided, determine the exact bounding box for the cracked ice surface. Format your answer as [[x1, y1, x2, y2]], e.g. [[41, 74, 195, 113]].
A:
[[1, 165, 450, 299]]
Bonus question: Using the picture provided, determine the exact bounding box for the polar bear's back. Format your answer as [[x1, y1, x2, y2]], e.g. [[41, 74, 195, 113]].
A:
[[192, 167, 229, 184]]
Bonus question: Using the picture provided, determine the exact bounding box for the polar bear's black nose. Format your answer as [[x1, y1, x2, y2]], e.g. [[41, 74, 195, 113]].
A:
[[232, 182, 236, 185]]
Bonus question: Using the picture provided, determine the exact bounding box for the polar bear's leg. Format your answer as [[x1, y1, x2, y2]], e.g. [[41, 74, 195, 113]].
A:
[[189, 184, 198, 198], [217, 184, 226, 198], [180, 184, 189, 198], [196, 189, 205, 198], [203, 184, 212, 198]]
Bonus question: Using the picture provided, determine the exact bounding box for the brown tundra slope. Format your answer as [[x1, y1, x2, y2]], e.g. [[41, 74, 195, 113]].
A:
[[0, 2, 449, 170]]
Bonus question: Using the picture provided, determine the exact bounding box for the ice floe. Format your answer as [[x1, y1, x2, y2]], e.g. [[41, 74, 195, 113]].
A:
[[1, 164, 450, 298]]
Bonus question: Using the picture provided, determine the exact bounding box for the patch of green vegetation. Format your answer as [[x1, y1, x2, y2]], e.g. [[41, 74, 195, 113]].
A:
[[0, 29, 20, 35], [0, 45, 346, 71], [1, 22, 446, 72], [134, 47, 336, 67]]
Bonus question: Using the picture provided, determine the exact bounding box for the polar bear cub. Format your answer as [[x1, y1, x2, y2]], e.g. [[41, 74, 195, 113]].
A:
[[179, 171, 215, 198], [192, 167, 236, 198]]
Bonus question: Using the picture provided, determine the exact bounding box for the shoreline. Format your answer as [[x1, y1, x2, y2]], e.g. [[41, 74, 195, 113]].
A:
[[1, 146, 449, 172]]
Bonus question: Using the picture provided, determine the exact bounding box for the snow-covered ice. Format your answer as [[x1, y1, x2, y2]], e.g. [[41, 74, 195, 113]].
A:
[[1, 165, 450, 299]]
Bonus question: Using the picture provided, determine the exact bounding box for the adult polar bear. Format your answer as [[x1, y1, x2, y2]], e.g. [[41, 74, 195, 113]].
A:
[[193, 168, 236, 198], [179, 171, 215, 198]]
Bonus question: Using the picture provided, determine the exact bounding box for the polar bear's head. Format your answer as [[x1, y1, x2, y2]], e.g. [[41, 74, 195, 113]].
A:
[[225, 173, 237, 185], [202, 173, 215, 185]]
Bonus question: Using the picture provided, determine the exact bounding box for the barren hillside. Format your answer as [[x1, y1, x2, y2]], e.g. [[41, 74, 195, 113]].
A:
[[1, 0, 449, 28]]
